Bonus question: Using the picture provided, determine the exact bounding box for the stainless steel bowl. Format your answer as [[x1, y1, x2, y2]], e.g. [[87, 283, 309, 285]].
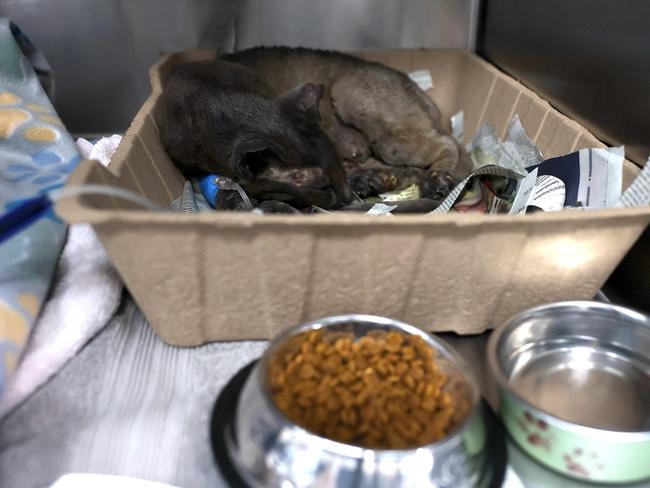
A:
[[228, 314, 488, 488], [488, 301, 650, 483]]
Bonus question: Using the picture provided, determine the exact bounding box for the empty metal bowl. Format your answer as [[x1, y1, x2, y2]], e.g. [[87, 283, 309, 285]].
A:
[[228, 314, 489, 488], [488, 301, 650, 483]]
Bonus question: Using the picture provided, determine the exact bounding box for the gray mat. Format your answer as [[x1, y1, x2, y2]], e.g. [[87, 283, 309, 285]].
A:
[[0, 297, 267, 488]]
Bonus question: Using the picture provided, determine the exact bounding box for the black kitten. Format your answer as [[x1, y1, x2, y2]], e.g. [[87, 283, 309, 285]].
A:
[[158, 60, 353, 208]]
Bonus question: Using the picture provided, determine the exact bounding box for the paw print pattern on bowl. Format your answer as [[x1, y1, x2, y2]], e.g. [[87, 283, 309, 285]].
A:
[[562, 448, 606, 479], [518, 410, 553, 452]]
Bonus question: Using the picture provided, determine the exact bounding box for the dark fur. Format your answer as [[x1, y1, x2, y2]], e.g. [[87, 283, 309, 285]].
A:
[[158, 60, 353, 208]]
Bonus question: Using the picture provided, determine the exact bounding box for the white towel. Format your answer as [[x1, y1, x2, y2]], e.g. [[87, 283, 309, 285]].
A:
[[0, 224, 123, 419], [76, 135, 123, 167]]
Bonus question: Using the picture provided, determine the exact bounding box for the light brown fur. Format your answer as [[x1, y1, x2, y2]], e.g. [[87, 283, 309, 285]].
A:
[[221, 47, 472, 181]]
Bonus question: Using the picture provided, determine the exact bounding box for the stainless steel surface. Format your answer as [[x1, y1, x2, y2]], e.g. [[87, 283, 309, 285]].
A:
[[487, 301, 650, 484], [1, 0, 478, 134], [482, 0, 650, 323], [607, 226, 650, 315], [235, 0, 480, 51], [489, 301, 650, 435], [481, 0, 650, 167], [230, 314, 490, 488], [0, 0, 237, 134], [511, 347, 649, 431]]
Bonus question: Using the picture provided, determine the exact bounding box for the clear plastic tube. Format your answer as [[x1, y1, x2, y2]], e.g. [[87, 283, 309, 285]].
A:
[[215, 176, 254, 210], [50, 184, 166, 212]]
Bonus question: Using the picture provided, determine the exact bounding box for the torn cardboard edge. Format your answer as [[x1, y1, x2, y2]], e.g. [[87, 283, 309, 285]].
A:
[[56, 162, 650, 227]]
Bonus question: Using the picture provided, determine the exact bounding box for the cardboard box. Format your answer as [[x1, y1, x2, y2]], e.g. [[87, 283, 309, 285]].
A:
[[57, 50, 650, 346]]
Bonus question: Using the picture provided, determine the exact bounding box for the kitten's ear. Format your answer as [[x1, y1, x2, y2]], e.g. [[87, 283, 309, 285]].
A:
[[231, 137, 274, 181], [279, 83, 324, 121]]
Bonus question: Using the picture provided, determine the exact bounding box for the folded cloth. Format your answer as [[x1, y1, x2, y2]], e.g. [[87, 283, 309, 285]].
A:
[[0, 18, 80, 397], [0, 224, 122, 419]]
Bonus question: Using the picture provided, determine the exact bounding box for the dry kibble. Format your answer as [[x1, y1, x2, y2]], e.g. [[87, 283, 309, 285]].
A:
[[410, 366, 425, 380], [267, 328, 470, 449]]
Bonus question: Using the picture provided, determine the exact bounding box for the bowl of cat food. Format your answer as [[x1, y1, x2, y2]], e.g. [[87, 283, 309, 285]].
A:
[[488, 301, 650, 484], [226, 314, 493, 488]]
